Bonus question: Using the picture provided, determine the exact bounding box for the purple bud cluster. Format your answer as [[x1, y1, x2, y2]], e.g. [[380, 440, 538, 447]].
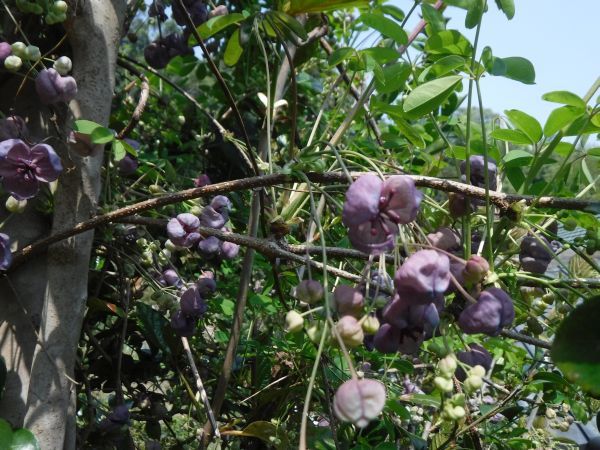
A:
[[342, 174, 422, 255], [166, 195, 239, 261], [170, 271, 215, 337]]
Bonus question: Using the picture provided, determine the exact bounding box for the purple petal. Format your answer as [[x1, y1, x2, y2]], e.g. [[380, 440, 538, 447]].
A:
[[342, 174, 383, 227], [30, 143, 63, 181], [373, 323, 401, 353], [380, 175, 422, 224], [0, 233, 12, 270], [220, 241, 239, 259], [347, 219, 396, 255], [35, 69, 61, 105], [2, 172, 39, 200], [198, 236, 221, 256], [199, 206, 226, 228], [394, 250, 450, 304]]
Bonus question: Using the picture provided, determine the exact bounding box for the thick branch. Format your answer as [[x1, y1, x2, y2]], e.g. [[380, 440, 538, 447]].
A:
[[9, 172, 598, 267]]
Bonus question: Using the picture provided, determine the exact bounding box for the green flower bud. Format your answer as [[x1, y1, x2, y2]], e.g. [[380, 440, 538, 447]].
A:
[[11, 42, 27, 58], [545, 408, 556, 419], [306, 322, 323, 344], [5, 196, 27, 213], [53, 56, 72, 75], [442, 404, 465, 421], [437, 354, 457, 378], [468, 365, 486, 378], [164, 239, 177, 252], [434, 376, 454, 393], [463, 375, 483, 393], [178, 115, 186, 125], [361, 315, 380, 334], [52, 0, 68, 13], [189, 205, 203, 216], [285, 310, 304, 333], [25, 45, 41, 61], [563, 218, 577, 231], [4, 55, 23, 71]]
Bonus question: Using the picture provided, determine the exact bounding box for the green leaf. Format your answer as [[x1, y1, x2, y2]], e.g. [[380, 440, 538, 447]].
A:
[[0, 419, 11, 449], [90, 126, 115, 144], [220, 299, 235, 316], [361, 13, 407, 44], [418, 55, 466, 83], [542, 90, 586, 109], [73, 119, 103, 134], [407, 393, 441, 408], [279, 0, 368, 15], [112, 140, 126, 161], [490, 56, 535, 84], [394, 117, 426, 149], [375, 62, 411, 94], [494, 0, 515, 19], [421, 3, 445, 32], [10, 429, 40, 450], [327, 47, 355, 66], [505, 166, 525, 190], [587, 147, 600, 157], [380, 5, 405, 22], [269, 11, 308, 40], [425, 30, 473, 57], [581, 159, 594, 186], [551, 297, 600, 396], [543, 105, 584, 136], [504, 109, 542, 143], [224, 29, 244, 66], [359, 47, 399, 65], [465, 0, 484, 29], [192, 13, 246, 42], [403, 75, 463, 119], [490, 128, 532, 145], [136, 303, 171, 356], [503, 149, 533, 167]]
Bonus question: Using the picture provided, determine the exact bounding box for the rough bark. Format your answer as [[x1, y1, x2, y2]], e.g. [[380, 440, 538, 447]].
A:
[[0, 1, 125, 448]]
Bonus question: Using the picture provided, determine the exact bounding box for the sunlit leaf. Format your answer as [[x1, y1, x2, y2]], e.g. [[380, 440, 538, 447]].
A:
[[403, 75, 463, 119], [361, 13, 407, 44], [425, 30, 473, 57], [489, 56, 535, 84]]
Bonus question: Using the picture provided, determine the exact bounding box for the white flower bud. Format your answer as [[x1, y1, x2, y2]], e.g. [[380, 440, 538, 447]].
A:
[[5, 196, 27, 213], [285, 310, 304, 333], [53, 56, 72, 75], [25, 45, 41, 61], [463, 375, 483, 393], [434, 376, 454, 393], [178, 115, 186, 125], [468, 365, 486, 378], [437, 354, 457, 378], [4, 55, 22, 71], [11, 42, 27, 58], [361, 315, 380, 334], [545, 408, 556, 419], [52, 1, 68, 13]]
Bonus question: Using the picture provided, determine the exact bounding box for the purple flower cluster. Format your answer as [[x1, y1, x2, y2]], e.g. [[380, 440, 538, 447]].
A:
[[144, 33, 193, 70], [373, 250, 449, 354], [0, 139, 63, 200], [170, 272, 215, 337], [342, 174, 422, 255], [458, 288, 515, 336], [166, 195, 239, 261], [519, 235, 552, 274]]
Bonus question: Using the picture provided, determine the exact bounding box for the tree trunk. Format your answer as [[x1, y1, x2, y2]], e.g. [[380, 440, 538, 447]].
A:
[[0, 1, 126, 448]]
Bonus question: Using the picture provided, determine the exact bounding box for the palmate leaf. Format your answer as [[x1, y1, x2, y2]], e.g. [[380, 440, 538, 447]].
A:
[[278, 0, 368, 15]]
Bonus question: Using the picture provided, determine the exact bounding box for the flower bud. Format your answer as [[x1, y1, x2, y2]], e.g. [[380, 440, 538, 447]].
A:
[[35, 68, 78, 104], [334, 316, 364, 348], [209, 5, 228, 18], [306, 322, 323, 344], [25, 45, 41, 61], [333, 285, 364, 317], [53, 56, 72, 75], [4, 55, 22, 71], [0, 42, 11, 63], [5, 196, 27, 213], [463, 255, 490, 285], [545, 408, 556, 419], [361, 315, 380, 334], [468, 365, 486, 378], [442, 405, 465, 421], [177, 115, 186, 125], [333, 379, 386, 428], [285, 310, 304, 333], [295, 280, 324, 304], [11, 42, 27, 58], [437, 354, 457, 378], [434, 376, 454, 392], [463, 375, 483, 393], [52, 0, 68, 13]]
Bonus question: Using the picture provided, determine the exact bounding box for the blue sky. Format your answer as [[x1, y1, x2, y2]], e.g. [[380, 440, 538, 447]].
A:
[[395, 0, 600, 125]]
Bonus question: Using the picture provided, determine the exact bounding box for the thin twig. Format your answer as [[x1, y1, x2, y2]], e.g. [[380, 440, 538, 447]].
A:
[[116, 60, 150, 139]]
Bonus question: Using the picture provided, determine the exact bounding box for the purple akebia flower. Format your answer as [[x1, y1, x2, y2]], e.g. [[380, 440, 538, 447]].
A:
[[148, 0, 167, 20], [107, 405, 130, 425], [0, 42, 11, 63], [460, 156, 497, 190], [170, 310, 196, 337], [197, 235, 221, 257], [167, 213, 201, 248], [220, 241, 239, 259], [373, 323, 402, 354], [382, 295, 441, 336], [295, 279, 324, 304], [333, 285, 364, 318], [456, 344, 492, 381], [196, 272, 217, 297], [194, 174, 211, 187], [333, 378, 386, 428], [519, 235, 552, 274], [118, 154, 138, 175], [427, 227, 461, 253], [0, 116, 28, 141], [0, 139, 63, 200], [394, 250, 450, 304], [172, 0, 208, 26], [210, 195, 232, 218], [342, 174, 423, 255], [458, 288, 515, 336], [35, 68, 78, 105], [0, 233, 12, 270], [180, 285, 207, 318], [199, 206, 226, 228], [158, 269, 183, 289]]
